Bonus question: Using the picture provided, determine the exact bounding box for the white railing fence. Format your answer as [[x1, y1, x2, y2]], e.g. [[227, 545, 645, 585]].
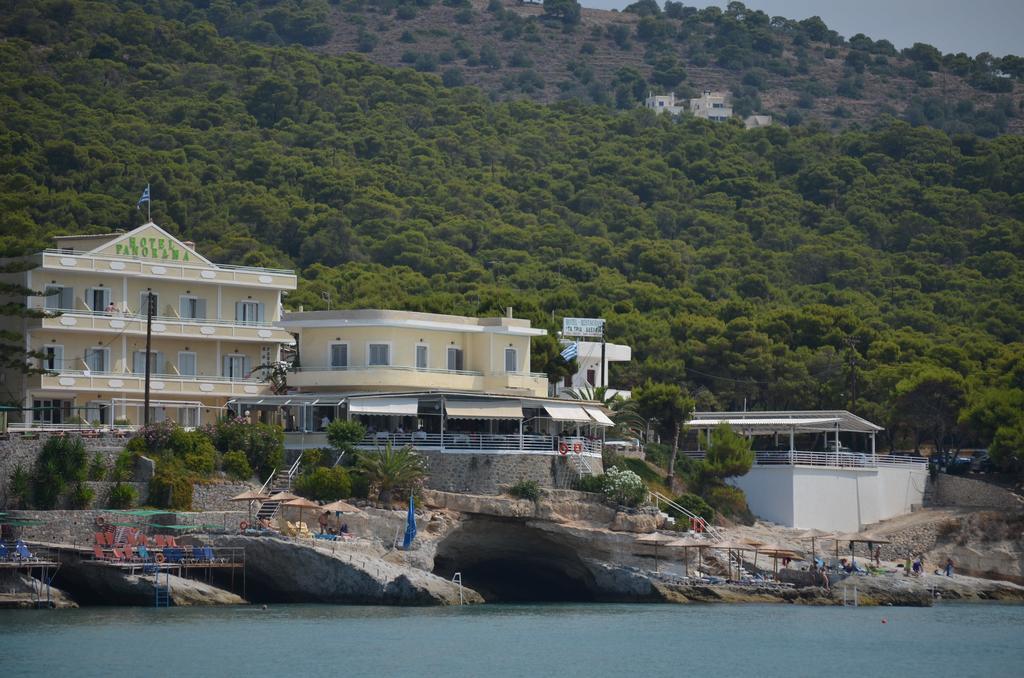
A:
[[683, 450, 927, 469]]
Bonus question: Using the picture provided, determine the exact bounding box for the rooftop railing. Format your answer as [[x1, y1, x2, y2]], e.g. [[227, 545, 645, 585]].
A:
[[683, 450, 926, 469], [292, 364, 548, 379], [30, 307, 281, 329], [42, 248, 295, 276]]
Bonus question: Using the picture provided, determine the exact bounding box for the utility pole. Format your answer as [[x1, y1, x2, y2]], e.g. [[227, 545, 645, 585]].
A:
[[600, 320, 606, 391], [143, 292, 155, 426]]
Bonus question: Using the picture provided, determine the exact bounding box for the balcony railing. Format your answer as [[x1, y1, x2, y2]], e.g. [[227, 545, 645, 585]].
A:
[[30, 307, 280, 329], [42, 248, 295, 276], [353, 432, 602, 457], [683, 450, 927, 469], [46, 369, 262, 384], [292, 365, 547, 379]]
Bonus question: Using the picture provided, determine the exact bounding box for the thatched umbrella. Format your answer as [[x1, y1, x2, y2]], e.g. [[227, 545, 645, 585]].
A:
[[802, 529, 837, 564], [667, 537, 704, 576], [282, 496, 320, 531], [713, 541, 755, 580], [636, 532, 676, 573], [229, 490, 271, 527]]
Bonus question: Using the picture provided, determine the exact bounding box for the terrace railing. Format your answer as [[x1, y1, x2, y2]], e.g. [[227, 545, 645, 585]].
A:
[[682, 450, 927, 470], [355, 432, 602, 456]]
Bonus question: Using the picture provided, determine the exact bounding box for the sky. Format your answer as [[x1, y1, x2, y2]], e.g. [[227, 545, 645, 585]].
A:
[[582, 1, 1023, 57]]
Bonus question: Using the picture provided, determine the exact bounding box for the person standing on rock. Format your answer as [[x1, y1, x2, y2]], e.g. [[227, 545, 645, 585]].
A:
[[945, 558, 954, 577], [874, 545, 881, 568], [318, 511, 329, 534]]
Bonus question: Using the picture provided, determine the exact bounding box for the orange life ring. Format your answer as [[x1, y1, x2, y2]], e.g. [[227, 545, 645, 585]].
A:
[[572, 441, 583, 454], [239, 520, 250, 531], [154, 553, 165, 563], [95, 516, 105, 526], [558, 441, 569, 456]]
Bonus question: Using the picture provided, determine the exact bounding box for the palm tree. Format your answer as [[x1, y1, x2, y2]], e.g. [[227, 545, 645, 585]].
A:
[[356, 442, 428, 505]]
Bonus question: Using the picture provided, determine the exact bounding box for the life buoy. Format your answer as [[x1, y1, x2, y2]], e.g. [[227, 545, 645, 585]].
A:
[[95, 516, 105, 526], [572, 441, 583, 454], [154, 553, 165, 563], [239, 520, 250, 531], [558, 441, 569, 456]]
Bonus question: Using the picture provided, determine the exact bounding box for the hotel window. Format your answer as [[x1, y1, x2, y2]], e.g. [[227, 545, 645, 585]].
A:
[[447, 347, 464, 371], [86, 288, 111, 313], [177, 406, 200, 428], [139, 292, 159, 317], [415, 345, 428, 370], [178, 351, 197, 376], [179, 296, 207, 320], [222, 354, 250, 380], [85, 401, 110, 426], [44, 285, 74, 311], [368, 343, 390, 367], [42, 345, 64, 371], [133, 350, 164, 375], [84, 347, 110, 373], [235, 301, 264, 325], [586, 369, 596, 386], [504, 348, 517, 373], [330, 344, 348, 370]]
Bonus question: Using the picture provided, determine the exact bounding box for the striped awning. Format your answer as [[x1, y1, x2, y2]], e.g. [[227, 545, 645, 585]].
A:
[[445, 400, 523, 420]]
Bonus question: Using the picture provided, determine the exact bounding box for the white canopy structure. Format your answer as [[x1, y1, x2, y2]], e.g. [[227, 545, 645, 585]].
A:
[[688, 410, 883, 459]]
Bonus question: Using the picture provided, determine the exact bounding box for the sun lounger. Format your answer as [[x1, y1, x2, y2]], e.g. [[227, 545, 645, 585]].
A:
[[14, 540, 35, 561], [137, 544, 151, 561], [93, 544, 108, 560], [166, 536, 178, 548], [112, 547, 125, 561], [102, 531, 115, 546], [154, 535, 167, 548], [0, 542, 8, 561], [95, 532, 107, 545], [123, 545, 137, 561]]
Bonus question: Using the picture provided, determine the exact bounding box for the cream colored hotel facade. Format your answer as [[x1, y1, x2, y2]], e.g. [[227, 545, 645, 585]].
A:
[[0, 223, 296, 428]]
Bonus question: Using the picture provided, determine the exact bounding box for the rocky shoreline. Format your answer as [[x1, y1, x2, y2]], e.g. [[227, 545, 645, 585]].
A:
[[4, 489, 1023, 609]]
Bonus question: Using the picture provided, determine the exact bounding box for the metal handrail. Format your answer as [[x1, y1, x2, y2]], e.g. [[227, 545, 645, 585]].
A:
[[648, 490, 724, 542], [290, 365, 546, 379], [354, 432, 602, 456], [682, 450, 927, 469]]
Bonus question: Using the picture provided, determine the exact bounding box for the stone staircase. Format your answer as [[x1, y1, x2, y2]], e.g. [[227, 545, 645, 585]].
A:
[[255, 454, 303, 523]]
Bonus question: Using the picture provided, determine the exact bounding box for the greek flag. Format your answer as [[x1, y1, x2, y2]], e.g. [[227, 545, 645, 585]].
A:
[[402, 495, 416, 550], [560, 341, 578, 361], [136, 184, 150, 209]]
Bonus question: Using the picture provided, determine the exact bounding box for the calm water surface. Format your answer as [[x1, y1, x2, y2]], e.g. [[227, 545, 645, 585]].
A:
[[1, 603, 1021, 677]]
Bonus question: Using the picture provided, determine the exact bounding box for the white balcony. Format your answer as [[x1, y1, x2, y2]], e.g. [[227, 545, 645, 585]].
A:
[[31, 370, 269, 398], [682, 450, 927, 470], [39, 250, 296, 290], [28, 308, 293, 343], [288, 365, 548, 396]]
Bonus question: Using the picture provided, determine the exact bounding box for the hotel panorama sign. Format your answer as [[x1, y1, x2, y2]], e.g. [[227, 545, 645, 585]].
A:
[[114, 236, 192, 261]]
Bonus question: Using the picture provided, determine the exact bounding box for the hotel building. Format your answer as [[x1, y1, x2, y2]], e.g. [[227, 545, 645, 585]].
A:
[[0, 223, 297, 428]]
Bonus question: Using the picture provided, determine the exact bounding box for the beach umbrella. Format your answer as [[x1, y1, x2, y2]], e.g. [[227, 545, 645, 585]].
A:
[[320, 499, 360, 514], [402, 495, 417, 550], [229, 490, 272, 526], [667, 537, 703, 576], [636, 532, 676, 573], [283, 497, 320, 529], [268, 491, 299, 502], [803, 529, 837, 563]]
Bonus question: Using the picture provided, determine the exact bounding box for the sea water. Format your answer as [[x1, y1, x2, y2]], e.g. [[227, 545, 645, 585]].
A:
[[1, 603, 1021, 677]]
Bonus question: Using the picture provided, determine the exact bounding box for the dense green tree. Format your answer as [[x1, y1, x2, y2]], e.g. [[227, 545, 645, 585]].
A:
[[634, 382, 695, 487]]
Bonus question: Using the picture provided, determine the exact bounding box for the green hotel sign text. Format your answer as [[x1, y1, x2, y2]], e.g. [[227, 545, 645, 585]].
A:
[[115, 236, 191, 261]]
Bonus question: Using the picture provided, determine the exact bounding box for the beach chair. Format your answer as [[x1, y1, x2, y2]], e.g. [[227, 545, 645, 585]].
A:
[[154, 535, 167, 548], [137, 544, 151, 562], [93, 544, 107, 561], [112, 547, 125, 561], [163, 547, 182, 564], [0, 542, 10, 561], [124, 545, 138, 562], [14, 540, 34, 561], [95, 532, 107, 545], [166, 536, 178, 548]]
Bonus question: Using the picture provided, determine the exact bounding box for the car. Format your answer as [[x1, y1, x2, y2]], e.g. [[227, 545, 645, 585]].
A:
[[971, 454, 995, 473], [946, 457, 972, 475]]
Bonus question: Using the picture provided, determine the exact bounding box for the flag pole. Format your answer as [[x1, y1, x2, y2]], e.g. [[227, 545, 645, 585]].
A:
[[147, 183, 151, 223]]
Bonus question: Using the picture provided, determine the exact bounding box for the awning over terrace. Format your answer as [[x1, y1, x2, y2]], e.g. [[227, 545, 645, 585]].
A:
[[687, 410, 883, 434], [584, 407, 615, 426], [349, 396, 419, 416], [543, 402, 591, 423], [445, 400, 523, 420]]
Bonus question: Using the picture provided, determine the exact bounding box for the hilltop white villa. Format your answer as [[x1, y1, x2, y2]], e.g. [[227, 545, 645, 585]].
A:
[[0, 223, 297, 428], [689, 90, 733, 121]]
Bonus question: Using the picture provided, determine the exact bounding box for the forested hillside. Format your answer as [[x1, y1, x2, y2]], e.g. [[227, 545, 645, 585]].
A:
[[1, 1, 1023, 460], [313, 0, 1024, 138]]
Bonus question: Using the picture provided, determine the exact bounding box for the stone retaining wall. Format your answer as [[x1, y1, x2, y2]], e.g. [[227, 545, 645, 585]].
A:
[[420, 451, 602, 495], [191, 481, 259, 512], [3, 508, 249, 546], [0, 434, 127, 505], [930, 474, 1024, 510]]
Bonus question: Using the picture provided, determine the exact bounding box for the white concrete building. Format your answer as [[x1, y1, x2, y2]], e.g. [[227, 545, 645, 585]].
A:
[[644, 92, 685, 115], [690, 90, 733, 121], [556, 340, 631, 399], [686, 411, 928, 533], [744, 114, 773, 129]]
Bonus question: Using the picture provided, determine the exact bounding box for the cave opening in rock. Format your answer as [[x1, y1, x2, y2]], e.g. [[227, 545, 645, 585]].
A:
[[433, 518, 598, 603]]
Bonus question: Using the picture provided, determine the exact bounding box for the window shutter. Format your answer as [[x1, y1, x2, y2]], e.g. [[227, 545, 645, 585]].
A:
[[179, 297, 188, 318], [222, 355, 230, 377], [155, 352, 165, 374], [235, 302, 243, 323], [196, 298, 207, 320], [257, 303, 265, 323], [243, 356, 252, 378]]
